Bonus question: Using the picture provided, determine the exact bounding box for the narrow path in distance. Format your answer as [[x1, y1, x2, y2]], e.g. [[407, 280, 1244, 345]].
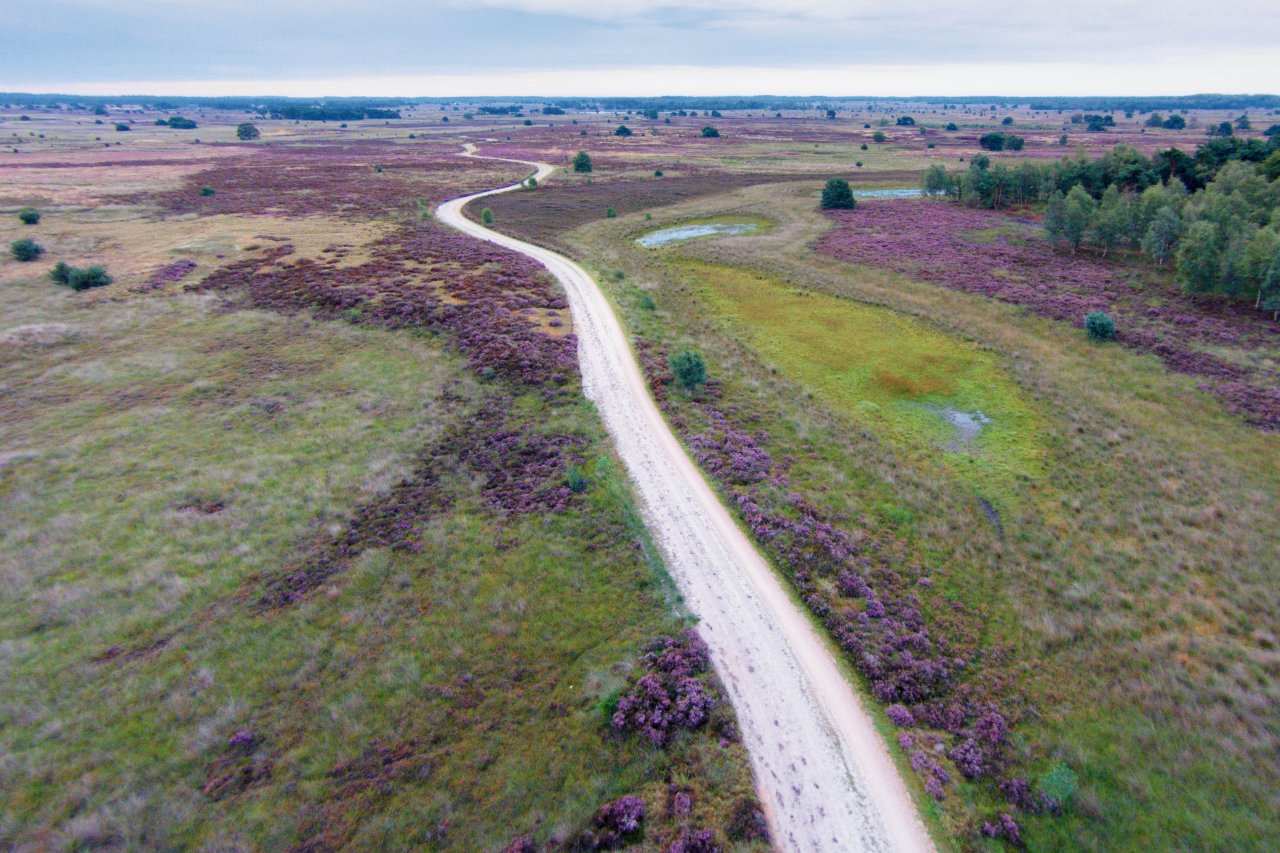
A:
[[437, 145, 933, 853]]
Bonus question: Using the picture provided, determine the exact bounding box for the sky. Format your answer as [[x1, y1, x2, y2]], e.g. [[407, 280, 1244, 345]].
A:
[[4, 0, 1279, 97]]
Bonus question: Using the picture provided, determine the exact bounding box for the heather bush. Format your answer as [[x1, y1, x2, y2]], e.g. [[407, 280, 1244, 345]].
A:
[[17, 207, 40, 225], [665, 827, 719, 852], [724, 797, 769, 842], [10, 238, 43, 261], [981, 813, 1022, 846], [1085, 310, 1115, 341]]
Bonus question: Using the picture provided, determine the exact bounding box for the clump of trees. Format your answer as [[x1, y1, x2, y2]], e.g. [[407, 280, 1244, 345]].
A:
[[979, 132, 1024, 152], [615, 125, 633, 137], [701, 126, 720, 138], [821, 178, 856, 210], [51, 262, 113, 291], [572, 151, 593, 173], [236, 122, 260, 140], [10, 238, 43, 261], [922, 135, 1280, 315], [896, 116, 915, 126]]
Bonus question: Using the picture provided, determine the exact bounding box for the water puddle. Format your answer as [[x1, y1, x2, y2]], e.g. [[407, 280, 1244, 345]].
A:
[[854, 188, 923, 199], [637, 221, 760, 247], [937, 406, 992, 451]]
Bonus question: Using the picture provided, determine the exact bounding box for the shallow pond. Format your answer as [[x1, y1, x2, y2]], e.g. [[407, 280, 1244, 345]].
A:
[[854, 188, 924, 199], [636, 221, 760, 247]]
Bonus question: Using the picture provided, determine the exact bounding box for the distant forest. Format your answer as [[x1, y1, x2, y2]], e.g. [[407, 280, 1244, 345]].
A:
[[4, 92, 1278, 116]]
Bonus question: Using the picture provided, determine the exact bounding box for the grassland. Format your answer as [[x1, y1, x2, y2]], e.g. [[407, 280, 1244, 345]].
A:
[[0, 113, 763, 851], [560, 177, 1280, 850]]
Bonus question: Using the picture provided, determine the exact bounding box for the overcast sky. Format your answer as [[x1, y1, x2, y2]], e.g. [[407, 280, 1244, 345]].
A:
[[5, 0, 1279, 96]]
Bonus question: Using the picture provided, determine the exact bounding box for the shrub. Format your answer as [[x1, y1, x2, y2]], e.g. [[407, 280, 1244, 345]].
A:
[[638, 292, 656, 311], [166, 116, 197, 129], [872, 131, 887, 143], [1002, 116, 1014, 126], [236, 122, 260, 140], [524, 176, 537, 190], [49, 261, 71, 284], [979, 132, 1007, 151], [669, 349, 706, 391], [701, 126, 720, 138], [821, 178, 855, 210], [653, 169, 663, 176], [522, 119, 533, 126], [855, 161, 863, 168], [615, 125, 633, 137], [1085, 310, 1115, 341], [199, 186, 215, 196], [10, 238, 43, 262], [896, 115, 915, 126], [114, 123, 130, 132], [572, 150, 592, 173], [565, 466, 588, 494], [945, 122, 958, 131], [1038, 762, 1079, 808], [860, 143, 868, 150], [17, 207, 40, 225], [67, 265, 113, 291], [481, 207, 494, 225], [605, 207, 616, 218]]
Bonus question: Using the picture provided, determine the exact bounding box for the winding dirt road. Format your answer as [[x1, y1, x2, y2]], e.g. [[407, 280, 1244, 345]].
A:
[[437, 146, 933, 853]]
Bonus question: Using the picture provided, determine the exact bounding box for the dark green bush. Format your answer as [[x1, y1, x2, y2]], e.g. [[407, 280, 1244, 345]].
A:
[[565, 466, 589, 494], [199, 186, 216, 196], [821, 178, 855, 210], [701, 126, 720, 138], [1085, 311, 1116, 341], [481, 208, 494, 225], [236, 122, 260, 140], [67, 265, 113, 291], [114, 123, 130, 132], [10, 238, 43, 261], [572, 150, 593, 173], [18, 207, 40, 225], [50, 261, 71, 284], [669, 349, 707, 392], [605, 207, 616, 218]]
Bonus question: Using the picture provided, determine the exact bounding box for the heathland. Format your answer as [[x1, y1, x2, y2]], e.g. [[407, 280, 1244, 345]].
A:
[[3, 97, 1279, 851]]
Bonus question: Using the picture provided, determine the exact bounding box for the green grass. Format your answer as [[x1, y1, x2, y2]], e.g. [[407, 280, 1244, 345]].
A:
[[0, 265, 759, 849], [678, 258, 1045, 503]]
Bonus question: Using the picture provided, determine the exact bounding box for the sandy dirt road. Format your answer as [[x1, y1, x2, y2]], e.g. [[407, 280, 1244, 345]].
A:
[[437, 146, 934, 853]]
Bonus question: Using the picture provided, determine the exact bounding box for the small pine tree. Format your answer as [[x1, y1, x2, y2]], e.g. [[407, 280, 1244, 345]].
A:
[[821, 178, 855, 210], [481, 208, 494, 225], [605, 207, 616, 218], [572, 150, 593, 173], [18, 207, 40, 225], [1085, 311, 1116, 341], [669, 349, 706, 392]]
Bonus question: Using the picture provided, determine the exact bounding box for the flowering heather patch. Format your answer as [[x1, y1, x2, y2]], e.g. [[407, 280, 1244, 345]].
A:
[[665, 826, 721, 853], [188, 220, 577, 386], [575, 795, 647, 849], [612, 630, 718, 746], [816, 200, 1280, 429], [638, 359, 1026, 818], [134, 140, 524, 218], [134, 258, 197, 292], [258, 396, 585, 607]]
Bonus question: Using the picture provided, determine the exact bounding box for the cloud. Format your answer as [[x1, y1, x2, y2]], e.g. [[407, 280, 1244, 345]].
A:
[[24, 51, 1280, 98]]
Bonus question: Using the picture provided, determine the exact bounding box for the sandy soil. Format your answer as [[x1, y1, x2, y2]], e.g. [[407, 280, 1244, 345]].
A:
[[437, 146, 933, 852]]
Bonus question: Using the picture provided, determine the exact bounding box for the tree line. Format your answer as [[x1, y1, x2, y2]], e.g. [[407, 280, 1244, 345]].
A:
[[922, 138, 1280, 314]]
